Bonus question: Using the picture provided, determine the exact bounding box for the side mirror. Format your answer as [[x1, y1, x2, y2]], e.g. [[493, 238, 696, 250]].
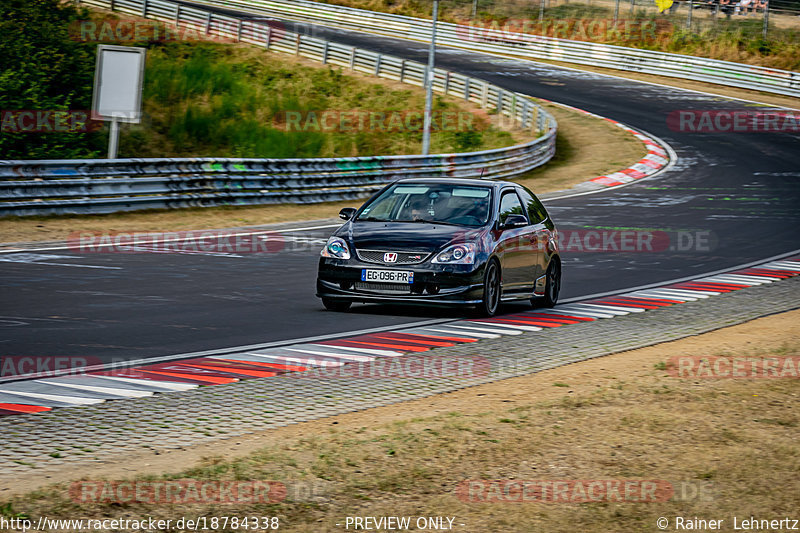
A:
[[339, 207, 357, 221], [500, 214, 528, 230]]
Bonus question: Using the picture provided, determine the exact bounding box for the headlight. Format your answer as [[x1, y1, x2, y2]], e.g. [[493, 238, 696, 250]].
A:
[[321, 237, 351, 260], [431, 243, 476, 264]]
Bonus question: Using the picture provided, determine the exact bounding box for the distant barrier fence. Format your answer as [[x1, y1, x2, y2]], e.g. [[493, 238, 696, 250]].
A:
[[0, 0, 556, 217], [195, 0, 800, 98]]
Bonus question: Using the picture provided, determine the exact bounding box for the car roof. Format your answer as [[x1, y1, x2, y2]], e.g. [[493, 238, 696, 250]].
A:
[[393, 177, 515, 189]]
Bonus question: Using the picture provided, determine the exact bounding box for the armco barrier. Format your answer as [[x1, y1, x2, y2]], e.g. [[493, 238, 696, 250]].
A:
[[0, 0, 555, 217], [190, 0, 800, 98]]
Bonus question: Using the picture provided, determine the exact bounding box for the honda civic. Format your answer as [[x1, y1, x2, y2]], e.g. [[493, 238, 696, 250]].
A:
[[316, 178, 561, 316]]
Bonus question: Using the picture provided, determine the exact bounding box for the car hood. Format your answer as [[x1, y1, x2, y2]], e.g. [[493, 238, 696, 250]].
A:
[[340, 221, 481, 252]]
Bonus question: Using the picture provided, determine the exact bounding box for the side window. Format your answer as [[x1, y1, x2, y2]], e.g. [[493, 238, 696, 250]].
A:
[[517, 186, 548, 224], [498, 191, 526, 225]]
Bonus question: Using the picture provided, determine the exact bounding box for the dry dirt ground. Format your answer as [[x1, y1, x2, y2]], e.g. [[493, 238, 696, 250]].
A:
[[2, 309, 798, 532]]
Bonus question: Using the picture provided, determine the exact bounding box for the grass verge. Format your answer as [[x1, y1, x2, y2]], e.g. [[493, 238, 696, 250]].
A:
[[2, 309, 798, 531]]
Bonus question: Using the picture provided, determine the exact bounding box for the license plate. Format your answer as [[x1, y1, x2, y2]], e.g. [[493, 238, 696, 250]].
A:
[[361, 269, 414, 284]]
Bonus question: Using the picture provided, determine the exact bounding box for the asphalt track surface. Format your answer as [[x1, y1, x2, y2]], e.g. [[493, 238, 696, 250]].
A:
[[1, 7, 798, 365]]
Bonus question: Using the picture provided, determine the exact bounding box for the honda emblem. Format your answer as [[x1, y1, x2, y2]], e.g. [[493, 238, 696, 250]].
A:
[[384, 252, 398, 263]]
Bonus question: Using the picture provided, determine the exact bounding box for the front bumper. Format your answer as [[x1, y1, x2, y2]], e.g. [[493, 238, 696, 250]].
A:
[[316, 257, 486, 306]]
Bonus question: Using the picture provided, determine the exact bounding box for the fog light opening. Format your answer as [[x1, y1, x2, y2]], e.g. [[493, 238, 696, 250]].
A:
[[340, 281, 352, 290], [427, 283, 440, 295]]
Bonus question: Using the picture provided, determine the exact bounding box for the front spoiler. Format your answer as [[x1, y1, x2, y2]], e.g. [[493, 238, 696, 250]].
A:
[[316, 279, 484, 306]]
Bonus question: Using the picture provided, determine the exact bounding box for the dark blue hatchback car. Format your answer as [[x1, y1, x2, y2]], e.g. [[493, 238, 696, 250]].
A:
[[316, 178, 561, 316]]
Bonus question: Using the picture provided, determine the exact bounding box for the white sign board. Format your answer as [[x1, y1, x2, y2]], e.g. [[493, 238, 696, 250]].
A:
[[92, 45, 146, 123]]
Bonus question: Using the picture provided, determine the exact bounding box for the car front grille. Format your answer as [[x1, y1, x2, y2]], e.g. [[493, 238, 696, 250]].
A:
[[356, 249, 430, 265], [354, 282, 412, 294]]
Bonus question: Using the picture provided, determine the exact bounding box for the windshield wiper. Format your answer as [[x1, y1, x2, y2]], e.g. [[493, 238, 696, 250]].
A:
[[402, 219, 460, 226], [357, 216, 389, 222]]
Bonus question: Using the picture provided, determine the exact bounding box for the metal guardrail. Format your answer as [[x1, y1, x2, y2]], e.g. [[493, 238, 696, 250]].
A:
[[195, 0, 800, 98], [0, 0, 556, 217]]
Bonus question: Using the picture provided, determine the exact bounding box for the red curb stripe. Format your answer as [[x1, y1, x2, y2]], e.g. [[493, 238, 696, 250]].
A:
[[590, 299, 661, 309], [744, 268, 800, 276], [0, 403, 51, 413], [223, 359, 308, 372], [96, 370, 211, 384], [514, 315, 584, 325], [179, 358, 293, 373], [672, 281, 748, 288], [526, 313, 596, 322], [734, 269, 794, 279], [182, 363, 279, 378], [622, 296, 685, 304], [620, 168, 646, 179], [605, 297, 674, 306], [320, 339, 429, 352], [371, 333, 460, 347], [400, 332, 479, 342], [484, 317, 563, 327], [138, 370, 238, 385], [352, 333, 450, 347]]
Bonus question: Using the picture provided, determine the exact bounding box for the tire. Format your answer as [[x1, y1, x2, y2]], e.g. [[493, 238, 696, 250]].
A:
[[476, 259, 501, 317], [322, 297, 352, 312], [533, 259, 561, 309]]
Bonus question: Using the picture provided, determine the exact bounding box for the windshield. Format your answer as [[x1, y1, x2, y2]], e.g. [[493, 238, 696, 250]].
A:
[[357, 183, 492, 227]]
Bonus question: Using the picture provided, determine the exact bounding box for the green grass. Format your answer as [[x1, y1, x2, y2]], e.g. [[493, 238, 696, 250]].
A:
[[2, 1, 516, 160], [117, 41, 516, 158]]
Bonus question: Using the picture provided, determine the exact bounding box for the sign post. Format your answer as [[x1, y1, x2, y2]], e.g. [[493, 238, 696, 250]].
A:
[[91, 45, 146, 159]]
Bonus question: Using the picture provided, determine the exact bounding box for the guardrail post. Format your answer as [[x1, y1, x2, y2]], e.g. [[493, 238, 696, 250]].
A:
[[496, 89, 504, 115], [530, 107, 539, 133], [175, 4, 181, 24], [522, 101, 530, 129], [349, 48, 357, 70], [511, 93, 518, 124], [265, 25, 271, 49], [481, 83, 489, 108], [295, 34, 301, 55], [399, 60, 405, 82], [142, 0, 147, 18], [110, 0, 115, 10], [205, 13, 212, 35], [322, 41, 329, 64], [464, 78, 470, 101], [237, 20, 242, 42], [443, 71, 450, 96], [374, 54, 382, 76]]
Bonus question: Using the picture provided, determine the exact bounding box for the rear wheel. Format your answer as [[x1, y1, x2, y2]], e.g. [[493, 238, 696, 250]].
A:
[[533, 259, 561, 309], [322, 297, 352, 312], [476, 260, 501, 317]]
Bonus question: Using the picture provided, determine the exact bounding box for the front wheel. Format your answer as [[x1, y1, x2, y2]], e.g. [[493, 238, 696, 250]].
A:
[[322, 297, 352, 312], [475, 260, 501, 317], [533, 260, 561, 309]]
